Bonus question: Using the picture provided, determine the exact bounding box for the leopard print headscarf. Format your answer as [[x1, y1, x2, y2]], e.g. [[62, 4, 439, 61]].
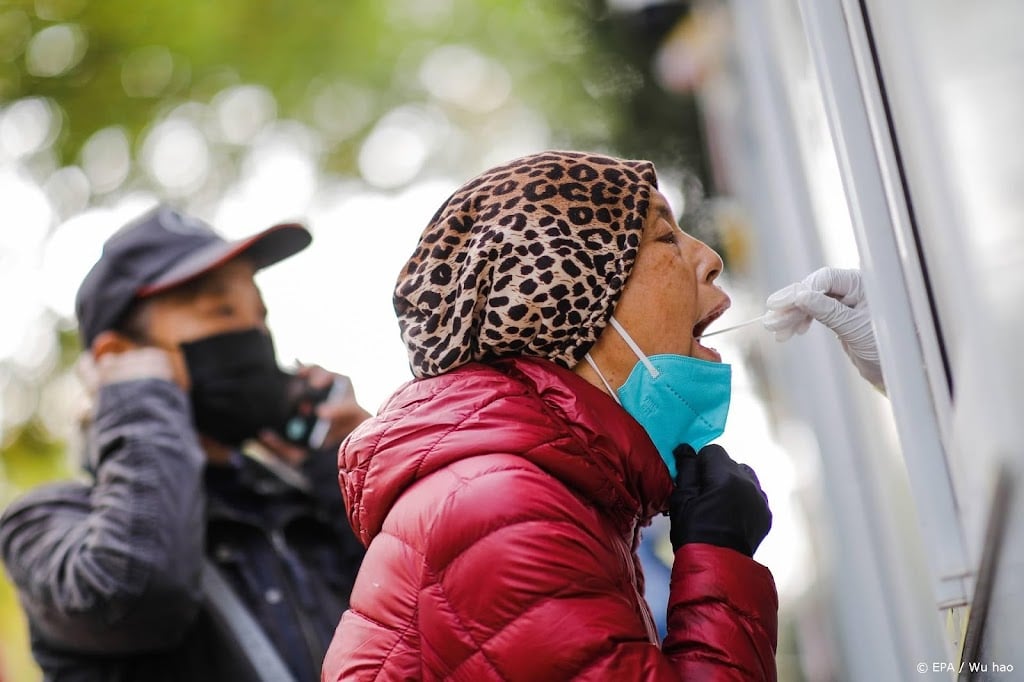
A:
[[394, 150, 658, 378]]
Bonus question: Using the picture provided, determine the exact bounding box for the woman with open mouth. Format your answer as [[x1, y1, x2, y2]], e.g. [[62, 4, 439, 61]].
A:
[[323, 150, 778, 681]]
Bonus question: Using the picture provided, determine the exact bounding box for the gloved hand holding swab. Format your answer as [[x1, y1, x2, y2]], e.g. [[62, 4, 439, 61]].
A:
[[763, 267, 885, 390]]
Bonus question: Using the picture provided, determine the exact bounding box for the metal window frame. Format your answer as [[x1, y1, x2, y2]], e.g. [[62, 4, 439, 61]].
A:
[[794, 0, 970, 608], [721, 0, 951, 674]]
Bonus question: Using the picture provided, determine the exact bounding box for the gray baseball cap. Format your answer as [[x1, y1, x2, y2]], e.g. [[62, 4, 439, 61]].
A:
[[75, 205, 311, 348]]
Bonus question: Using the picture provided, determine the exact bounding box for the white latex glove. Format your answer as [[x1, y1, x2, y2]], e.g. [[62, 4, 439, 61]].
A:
[[764, 267, 885, 390]]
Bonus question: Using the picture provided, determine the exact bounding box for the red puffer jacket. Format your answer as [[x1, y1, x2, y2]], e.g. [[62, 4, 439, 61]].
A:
[[323, 356, 777, 681]]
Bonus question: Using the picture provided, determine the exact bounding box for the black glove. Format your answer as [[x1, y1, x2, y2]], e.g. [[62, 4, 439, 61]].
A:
[[668, 444, 772, 557]]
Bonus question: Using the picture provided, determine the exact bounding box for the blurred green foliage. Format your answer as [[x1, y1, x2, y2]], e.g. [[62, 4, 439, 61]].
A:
[[0, 0, 704, 179], [0, 1, 704, 679]]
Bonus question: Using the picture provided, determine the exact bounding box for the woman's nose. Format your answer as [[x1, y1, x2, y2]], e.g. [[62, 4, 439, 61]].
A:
[[698, 241, 724, 284]]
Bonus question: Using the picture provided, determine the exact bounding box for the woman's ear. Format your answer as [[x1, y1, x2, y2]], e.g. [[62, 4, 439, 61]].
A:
[[91, 330, 141, 360]]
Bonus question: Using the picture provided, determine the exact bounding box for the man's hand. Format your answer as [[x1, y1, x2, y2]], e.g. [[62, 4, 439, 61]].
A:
[[77, 348, 175, 398], [259, 366, 371, 466]]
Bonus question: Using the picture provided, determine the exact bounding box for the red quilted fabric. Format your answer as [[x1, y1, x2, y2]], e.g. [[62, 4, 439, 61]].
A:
[[323, 356, 777, 681]]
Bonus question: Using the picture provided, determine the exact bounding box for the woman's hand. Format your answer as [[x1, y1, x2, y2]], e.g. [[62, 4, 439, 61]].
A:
[[669, 444, 772, 557]]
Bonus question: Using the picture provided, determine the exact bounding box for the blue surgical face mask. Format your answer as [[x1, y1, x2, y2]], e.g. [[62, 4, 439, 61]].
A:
[[584, 317, 732, 479]]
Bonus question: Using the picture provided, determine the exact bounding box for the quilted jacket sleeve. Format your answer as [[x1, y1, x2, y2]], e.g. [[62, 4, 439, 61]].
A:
[[408, 457, 778, 681], [0, 379, 207, 654], [662, 543, 778, 680]]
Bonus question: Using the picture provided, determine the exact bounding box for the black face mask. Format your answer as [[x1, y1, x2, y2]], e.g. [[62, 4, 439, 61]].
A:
[[180, 329, 290, 446]]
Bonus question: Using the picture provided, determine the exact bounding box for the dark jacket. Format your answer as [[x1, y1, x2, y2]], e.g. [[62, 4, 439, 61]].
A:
[[0, 378, 363, 682], [323, 356, 778, 681]]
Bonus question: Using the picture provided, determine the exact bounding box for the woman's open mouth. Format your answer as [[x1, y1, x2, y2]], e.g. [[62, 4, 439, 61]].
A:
[[692, 304, 729, 362]]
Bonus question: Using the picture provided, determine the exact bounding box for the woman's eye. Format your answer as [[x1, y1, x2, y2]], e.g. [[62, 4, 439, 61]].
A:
[[657, 231, 678, 244]]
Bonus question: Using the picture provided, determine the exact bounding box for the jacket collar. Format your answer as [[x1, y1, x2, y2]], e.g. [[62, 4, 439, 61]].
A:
[[339, 356, 673, 545], [204, 451, 317, 528]]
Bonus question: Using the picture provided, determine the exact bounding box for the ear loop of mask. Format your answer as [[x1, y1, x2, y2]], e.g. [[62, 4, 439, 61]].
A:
[[583, 316, 660, 405], [607, 317, 660, 378], [583, 353, 621, 405]]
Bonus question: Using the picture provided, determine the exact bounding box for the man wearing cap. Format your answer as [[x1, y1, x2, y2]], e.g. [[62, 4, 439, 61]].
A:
[[0, 206, 369, 682]]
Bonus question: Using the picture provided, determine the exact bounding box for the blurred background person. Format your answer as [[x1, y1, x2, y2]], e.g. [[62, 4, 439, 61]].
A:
[[1, 207, 369, 682], [323, 151, 777, 681]]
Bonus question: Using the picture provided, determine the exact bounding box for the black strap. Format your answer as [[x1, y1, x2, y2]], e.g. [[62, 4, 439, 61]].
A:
[[201, 559, 298, 682]]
